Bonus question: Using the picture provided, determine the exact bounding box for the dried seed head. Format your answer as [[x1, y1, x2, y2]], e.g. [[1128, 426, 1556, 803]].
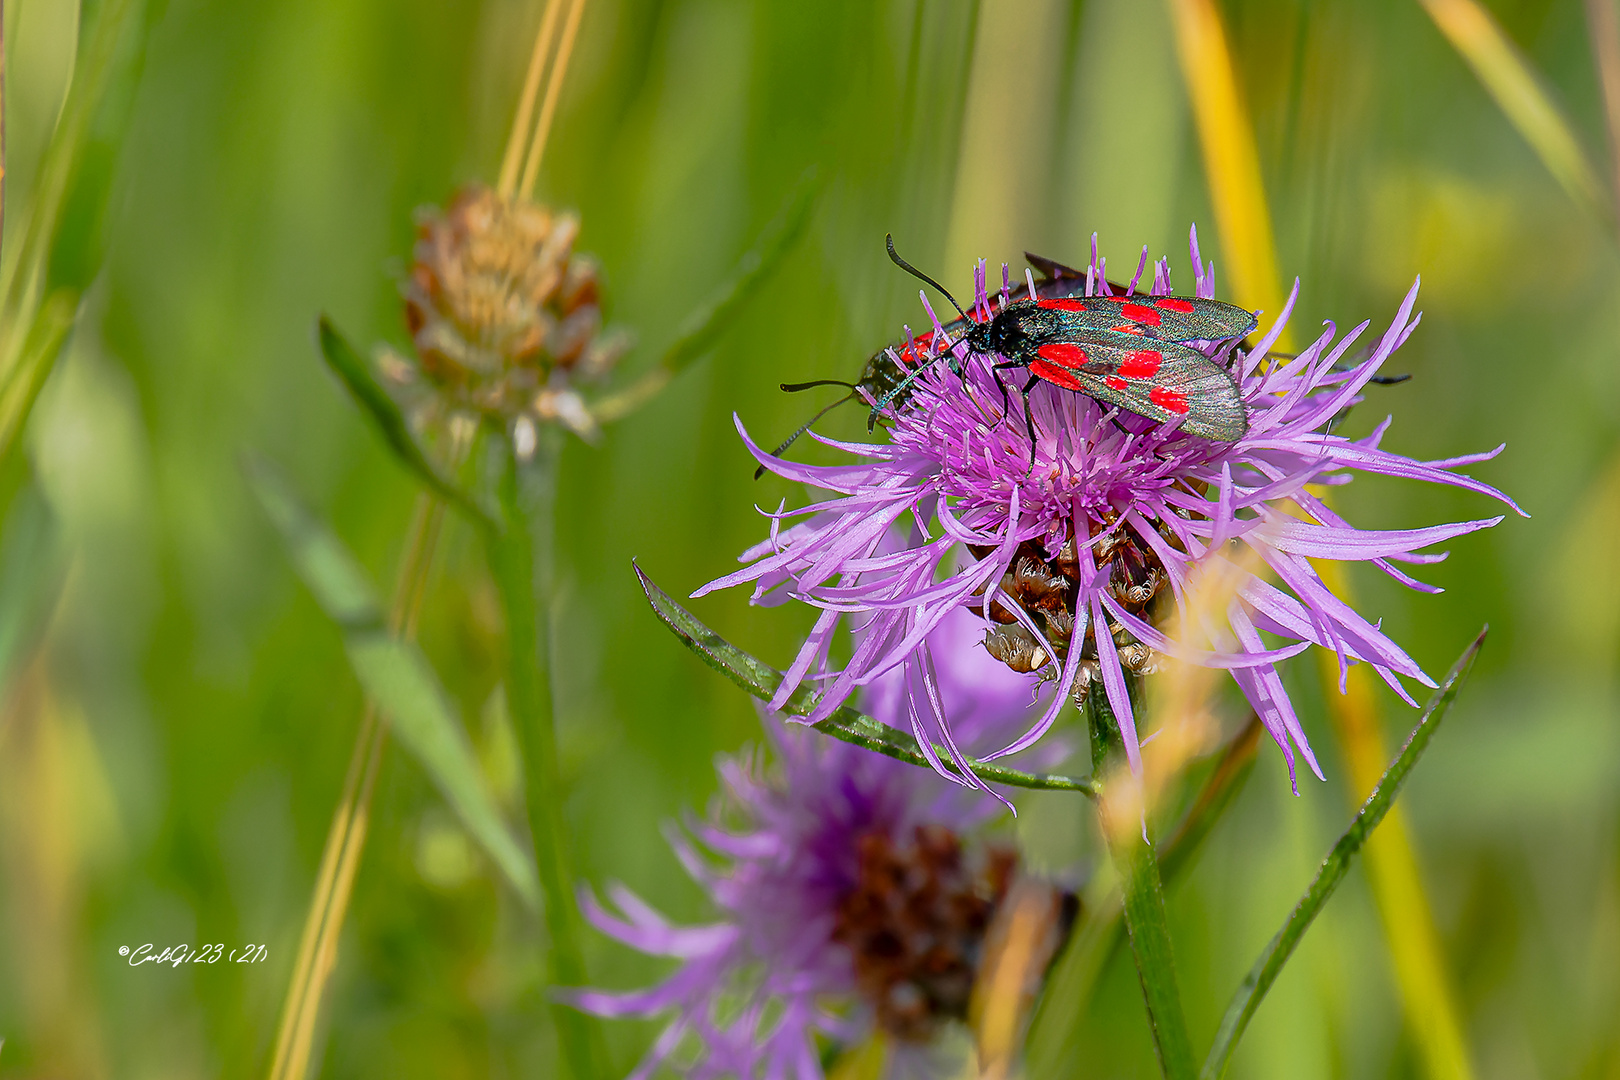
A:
[[974, 521, 1170, 689], [401, 185, 628, 443], [833, 825, 1018, 1043]]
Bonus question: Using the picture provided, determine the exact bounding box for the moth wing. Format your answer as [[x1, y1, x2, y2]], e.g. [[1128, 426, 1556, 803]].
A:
[[1029, 332, 1248, 441], [1024, 251, 1087, 282], [1065, 295, 1256, 343]]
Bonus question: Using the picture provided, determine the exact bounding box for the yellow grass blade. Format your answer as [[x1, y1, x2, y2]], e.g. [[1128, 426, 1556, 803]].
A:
[[1165, 0, 1289, 343], [1418, 0, 1610, 223], [1167, 1, 1478, 1074], [497, 0, 563, 200]]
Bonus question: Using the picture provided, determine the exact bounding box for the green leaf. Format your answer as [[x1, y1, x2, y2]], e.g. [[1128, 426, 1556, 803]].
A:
[[636, 562, 1096, 796], [315, 317, 497, 529], [592, 168, 822, 423], [243, 454, 540, 910], [1200, 628, 1488, 1080]]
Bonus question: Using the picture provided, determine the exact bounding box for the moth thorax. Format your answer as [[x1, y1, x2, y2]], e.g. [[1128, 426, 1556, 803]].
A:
[[832, 825, 1018, 1042]]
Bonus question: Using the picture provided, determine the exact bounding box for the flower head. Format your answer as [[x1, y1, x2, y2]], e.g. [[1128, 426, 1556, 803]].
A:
[[568, 611, 1048, 1079], [393, 184, 628, 445], [699, 228, 1523, 787]]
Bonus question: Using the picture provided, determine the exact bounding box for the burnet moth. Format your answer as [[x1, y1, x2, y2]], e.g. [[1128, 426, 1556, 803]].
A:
[[875, 235, 1257, 446]]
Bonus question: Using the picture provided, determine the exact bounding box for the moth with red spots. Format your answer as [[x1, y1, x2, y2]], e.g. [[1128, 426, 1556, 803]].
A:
[[878, 236, 1257, 444]]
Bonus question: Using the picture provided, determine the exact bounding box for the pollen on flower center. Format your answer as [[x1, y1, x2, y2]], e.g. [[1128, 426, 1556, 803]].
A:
[[832, 824, 1018, 1042]]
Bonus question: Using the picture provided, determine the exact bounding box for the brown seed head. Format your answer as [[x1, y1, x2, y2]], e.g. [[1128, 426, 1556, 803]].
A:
[[975, 518, 1173, 688], [401, 185, 626, 433], [832, 825, 1018, 1043]]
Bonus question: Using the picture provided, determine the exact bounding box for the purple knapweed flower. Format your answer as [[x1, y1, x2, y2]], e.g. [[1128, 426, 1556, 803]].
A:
[[697, 227, 1523, 787], [567, 610, 1046, 1080]]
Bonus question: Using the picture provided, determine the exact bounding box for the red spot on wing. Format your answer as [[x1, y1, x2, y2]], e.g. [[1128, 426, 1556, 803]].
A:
[[1105, 376, 1128, 391], [1029, 359, 1085, 391], [1036, 342, 1089, 368], [1118, 350, 1163, 379], [1155, 297, 1195, 313], [1120, 302, 1162, 326], [1109, 324, 1147, 336], [1150, 386, 1190, 414], [1037, 297, 1089, 312]]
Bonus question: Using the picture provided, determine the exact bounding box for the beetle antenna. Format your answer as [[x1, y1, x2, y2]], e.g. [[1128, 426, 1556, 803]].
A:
[[886, 234, 968, 321]]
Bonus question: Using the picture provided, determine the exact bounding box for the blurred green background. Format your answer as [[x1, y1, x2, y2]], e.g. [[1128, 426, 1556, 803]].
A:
[[1, 0, 1615, 1077]]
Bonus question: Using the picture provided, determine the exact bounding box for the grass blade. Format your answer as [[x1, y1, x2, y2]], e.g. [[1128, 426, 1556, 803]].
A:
[[316, 316, 496, 529], [1419, 0, 1609, 223], [636, 562, 1096, 796], [591, 168, 821, 423], [244, 454, 540, 910], [1201, 628, 1488, 1080], [0, 0, 155, 470], [1311, 559, 1478, 1080]]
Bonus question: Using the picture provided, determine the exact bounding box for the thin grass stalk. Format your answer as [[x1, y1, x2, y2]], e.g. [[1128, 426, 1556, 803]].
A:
[[1202, 631, 1484, 1079], [267, 477, 456, 1080], [1585, 0, 1620, 219], [1311, 559, 1476, 1080], [1418, 0, 1609, 224], [518, 0, 587, 201], [488, 432, 607, 1080], [498, 0, 564, 201]]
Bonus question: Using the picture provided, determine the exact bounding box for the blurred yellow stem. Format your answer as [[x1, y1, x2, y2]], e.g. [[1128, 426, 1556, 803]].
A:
[[518, 0, 587, 201], [497, 0, 564, 200], [1418, 0, 1609, 223], [266, 480, 453, 1080], [1313, 559, 1476, 1080], [1165, 0, 1289, 342]]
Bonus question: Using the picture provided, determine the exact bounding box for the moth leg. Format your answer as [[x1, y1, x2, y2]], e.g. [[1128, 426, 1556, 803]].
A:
[[1020, 375, 1042, 468], [988, 359, 1024, 424]]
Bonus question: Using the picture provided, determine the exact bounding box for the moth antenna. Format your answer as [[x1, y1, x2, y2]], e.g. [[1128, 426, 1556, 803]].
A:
[[885, 234, 968, 320], [755, 390, 861, 479], [780, 379, 858, 393]]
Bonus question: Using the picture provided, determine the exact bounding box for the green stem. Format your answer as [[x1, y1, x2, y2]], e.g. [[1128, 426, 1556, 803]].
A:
[[1090, 691, 1198, 1080], [487, 435, 607, 1080]]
